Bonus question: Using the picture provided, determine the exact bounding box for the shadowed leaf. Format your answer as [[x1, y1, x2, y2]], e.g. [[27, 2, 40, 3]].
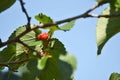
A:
[[96, 7, 120, 55], [0, 0, 16, 13]]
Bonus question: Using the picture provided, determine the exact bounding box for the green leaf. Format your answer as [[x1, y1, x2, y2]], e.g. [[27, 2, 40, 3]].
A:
[[27, 58, 40, 76], [9, 26, 42, 55], [26, 54, 75, 80], [0, 0, 16, 13], [0, 26, 42, 70], [96, 7, 120, 55], [21, 72, 35, 80], [0, 44, 27, 70], [37, 56, 48, 70], [21, 38, 76, 80], [35, 13, 60, 36], [59, 52, 77, 71], [109, 72, 120, 80], [59, 20, 76, 31], [35, 13, 53, 24], [10, 26, 39, 46], [0, 45, 16, 63], [45, 38, 67, 58], [109, 0, 120, 10]]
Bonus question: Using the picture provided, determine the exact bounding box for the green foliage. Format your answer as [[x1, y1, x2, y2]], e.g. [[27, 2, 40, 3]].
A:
[[35, 13, 60, 37], [35, 13, 53, 24], [59, 20, 76, 31], [0, 22, 76, 79], [0, 26, 41, 70], [109, 73, 120, 80], [59, 52, 77, 71], [96, 6, 120, 55], [2, 0, 120, 79], [18, 52, 76, 80], [109, 0, 120, 10], [35, 13, 76, 36], [45, 38, 67, 57], [0, 0, 16, 13]]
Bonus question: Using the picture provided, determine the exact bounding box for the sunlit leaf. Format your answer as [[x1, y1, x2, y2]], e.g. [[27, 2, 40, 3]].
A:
[[59, 20, 76, 31], [96, 7, 120, 55], [9, 26, 42, 55], [0, 26, 42, 70]]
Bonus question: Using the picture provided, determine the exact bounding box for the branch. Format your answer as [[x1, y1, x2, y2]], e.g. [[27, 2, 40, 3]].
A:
[[0, 1, 108, 48], [0, 58, 29, 71], [18, 40, 42, 57], [18, 40, 39, 53], [84, 1, 108, 15], [19, 0, 31, 30], [0, 58, 29, 66]]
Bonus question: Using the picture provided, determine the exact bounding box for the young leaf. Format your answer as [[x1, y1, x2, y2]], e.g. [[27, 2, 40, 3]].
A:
[[0, 0, 16, 13], [59, 20, 76, 31], [35, 13, 60, 36], [96, 7, 120, 55], [109, 72, 120, 80], [35, 13, 53, 24], [9, 26, 42, 54]]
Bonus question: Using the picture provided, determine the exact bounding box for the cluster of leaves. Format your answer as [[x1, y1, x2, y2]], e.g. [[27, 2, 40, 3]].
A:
[[0, 12, 76, 80], [1, 0, 120, 80], [0, 1, 76, 80]]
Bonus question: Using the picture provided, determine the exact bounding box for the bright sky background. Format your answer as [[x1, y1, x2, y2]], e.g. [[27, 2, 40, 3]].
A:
[[0, 0, 120, 80]]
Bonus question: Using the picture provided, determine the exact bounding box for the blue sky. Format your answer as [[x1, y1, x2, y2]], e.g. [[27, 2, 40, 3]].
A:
[[0, 0, 120, 80]]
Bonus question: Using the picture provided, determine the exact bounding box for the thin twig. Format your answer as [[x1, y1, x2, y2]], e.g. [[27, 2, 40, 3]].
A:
[[19, 0, 31, 30], [18, 40, 42, 58], [0, 58, 29, 66], [18, 40, 39, 54], [84, 1, 108, 15]]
